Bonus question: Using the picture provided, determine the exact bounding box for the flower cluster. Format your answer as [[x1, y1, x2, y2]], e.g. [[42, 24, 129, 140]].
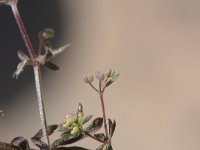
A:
[[59, 103, 92, 136], [83, 69, 120, 92]]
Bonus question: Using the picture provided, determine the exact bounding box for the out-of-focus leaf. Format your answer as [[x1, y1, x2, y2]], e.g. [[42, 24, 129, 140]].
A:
[[31, 139, 49, 150], [40, 28, 55, 39], [94, 133, 106, 142], [0, 142, 19, 150], [51, 133, 84, 148], [105, 74, 120, 88], [13, 51, 31, 79], [44, 62, 59, 71], [108, 119, 116, 138], [50, 44, 70, 58], [105, 144, 113, 150], [81, 115, 93, 125], [11, 137, 30, 150], [31, 124, 58, 149], [55, 147, 90, 150], [36, 44, 70, 70], [33, 124, 58, 139], [0, 110, 4, 116], [84, 117, 103, 133], [58, 125, 71, 133], [60, 132, 73, 139], [96, 144, 104, 150]]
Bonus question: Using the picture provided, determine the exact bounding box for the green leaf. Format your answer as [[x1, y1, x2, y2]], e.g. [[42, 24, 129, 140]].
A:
[[60, 132, 73, 139], [108, 119, 116, 138], [94, 133, 106, 142], [105, 73, 120, 88], [81, 115, 93, 125], [56, 147, 90, 150], [32, 124, 58, 139], [58, 124, 72, 133], [31, 124, 58, 149], [96, 144, 105, 150], [105, 144, 113, 150], [51, 133, 84, 148], [84, 117, 103, 133]]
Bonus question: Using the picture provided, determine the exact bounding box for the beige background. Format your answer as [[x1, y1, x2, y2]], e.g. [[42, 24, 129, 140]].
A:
[[1, 0, 200, 149]]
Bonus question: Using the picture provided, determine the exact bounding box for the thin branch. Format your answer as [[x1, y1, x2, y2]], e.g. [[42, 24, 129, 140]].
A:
[[99, 81, 109, 139], [37, 36, 44, 55], [89, 82, 99, 93]]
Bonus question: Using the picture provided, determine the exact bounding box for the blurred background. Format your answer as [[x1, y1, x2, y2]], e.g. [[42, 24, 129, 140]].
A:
[[1, 0, 200, 149]]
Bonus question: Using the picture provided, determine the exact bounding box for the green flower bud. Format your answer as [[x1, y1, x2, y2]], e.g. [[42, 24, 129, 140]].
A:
[[71, 126, 80, 135], [105, 68, 112, 77]]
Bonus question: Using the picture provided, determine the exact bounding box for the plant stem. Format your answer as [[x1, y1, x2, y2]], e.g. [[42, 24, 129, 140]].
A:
[[33, 65, 50, 146], [89, 82, 99, 93], [81, 129, 105, 144], [99, 81, 109, 139], [10, 1, 36, 62], [8, 0, 50, 146]]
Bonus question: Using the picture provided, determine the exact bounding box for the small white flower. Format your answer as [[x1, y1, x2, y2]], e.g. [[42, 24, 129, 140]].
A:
[[95, 71, 105, 81], [83, 74, 94, 83]]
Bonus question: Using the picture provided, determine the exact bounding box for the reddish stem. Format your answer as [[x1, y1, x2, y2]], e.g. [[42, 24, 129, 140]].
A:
[[38, 36, 44, 55], [99, 81, 109, 139], [9, 1, 36, 62]]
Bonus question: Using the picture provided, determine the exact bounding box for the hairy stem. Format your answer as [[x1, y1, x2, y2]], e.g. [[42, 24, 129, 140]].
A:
[[99, 81, 109, 139], [33, 65, 50, 146], [10, 1, 36, 62], [8, 0, 50, 146]]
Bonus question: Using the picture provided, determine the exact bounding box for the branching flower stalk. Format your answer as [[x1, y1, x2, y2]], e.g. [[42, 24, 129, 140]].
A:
[[84, 70, 120, 146], [99, 80, 109, 139]]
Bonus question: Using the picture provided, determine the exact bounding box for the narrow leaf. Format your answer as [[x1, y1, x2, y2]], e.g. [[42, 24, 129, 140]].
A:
[[51, 44, 70, 57], [81, 115, 93, 125], [33, 124, 58, 139], [17, 51, 29, 61], [31, 125, 58, 149], [84, 117, 103, 133], [108, 119, 116, 138], [11, 137, 30, 150], [94, 133, 106, 142], [56, 147, 90, 150], [51, 134, 84, 148], [96, 144, 105, 150], [13, 59, 30, 79], [44, 62, 59, 71], [105, 144, 113, 150]]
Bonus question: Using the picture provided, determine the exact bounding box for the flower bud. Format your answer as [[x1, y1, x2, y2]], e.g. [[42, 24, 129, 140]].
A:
[[83, 74, 94, 83], [71, 126, 80, 135], [105, 69, 112, 77], [95, 71, 105, 81]]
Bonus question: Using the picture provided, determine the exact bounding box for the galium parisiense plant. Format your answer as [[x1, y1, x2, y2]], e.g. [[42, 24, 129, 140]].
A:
[[0, 0, 119, 149]]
